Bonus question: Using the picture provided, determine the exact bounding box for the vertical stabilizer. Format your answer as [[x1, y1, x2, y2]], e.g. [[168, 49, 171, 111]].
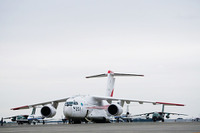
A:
[[106, 70, 115, 97], [86, 70, 144, 97]]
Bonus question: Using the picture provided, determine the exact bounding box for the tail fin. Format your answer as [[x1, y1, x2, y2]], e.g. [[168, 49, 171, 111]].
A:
[[86, 70, 144, 97]]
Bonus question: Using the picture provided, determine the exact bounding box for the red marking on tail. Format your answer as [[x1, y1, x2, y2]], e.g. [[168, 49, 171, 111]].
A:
[[110, 89, 114, 97], [108, 70, 113, 74]]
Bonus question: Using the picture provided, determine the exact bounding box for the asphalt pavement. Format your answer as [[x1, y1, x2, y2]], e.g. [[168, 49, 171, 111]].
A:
[[0, 122, 200, 133]]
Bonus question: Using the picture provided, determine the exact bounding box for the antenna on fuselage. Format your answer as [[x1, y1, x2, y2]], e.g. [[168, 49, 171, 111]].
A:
[[86, 70, 144, 97]]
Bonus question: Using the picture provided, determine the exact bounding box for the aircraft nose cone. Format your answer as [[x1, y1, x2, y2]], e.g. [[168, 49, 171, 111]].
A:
[[64, 106, 72, 117]]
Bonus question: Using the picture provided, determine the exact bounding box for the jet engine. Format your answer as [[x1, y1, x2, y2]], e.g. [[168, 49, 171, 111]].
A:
[[166, 113, 170, 119], [107, 104, 123, 116], [41, 105, 56, 118]]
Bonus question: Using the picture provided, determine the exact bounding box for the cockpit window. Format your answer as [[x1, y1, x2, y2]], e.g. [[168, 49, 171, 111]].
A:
[[65, 101, 78, 106], [65, 102, 73, 106]]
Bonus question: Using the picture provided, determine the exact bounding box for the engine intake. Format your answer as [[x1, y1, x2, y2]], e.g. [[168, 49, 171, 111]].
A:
[[41, 105, 56, 118], [107, 104, 123, 116]]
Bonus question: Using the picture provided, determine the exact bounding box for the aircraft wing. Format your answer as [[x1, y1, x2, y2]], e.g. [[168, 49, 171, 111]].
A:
[[11, 97, 69, 110], [92, 96, 156, 104], [4, 116, 16, 119], [163, 112, 188, 116], [133, 112, 155, 117], [92, 96, 185, 106], [155, 102, 185, 106], [133, 112, 187, 117], [4, 115, 29, 119]]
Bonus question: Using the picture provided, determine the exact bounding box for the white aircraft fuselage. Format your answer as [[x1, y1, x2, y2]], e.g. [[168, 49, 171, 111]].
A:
[[63, 95, 109, 123]]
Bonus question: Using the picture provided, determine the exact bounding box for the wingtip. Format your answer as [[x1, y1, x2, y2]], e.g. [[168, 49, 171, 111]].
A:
[[11, 105, 29, 110], [156, 102, 185, 106]]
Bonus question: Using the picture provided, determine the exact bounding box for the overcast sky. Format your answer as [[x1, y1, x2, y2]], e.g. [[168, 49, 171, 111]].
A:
[[1, 0, 200, 119]]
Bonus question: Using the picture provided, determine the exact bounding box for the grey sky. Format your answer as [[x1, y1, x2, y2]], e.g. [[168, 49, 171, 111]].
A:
[[0, 0, 200, 119]]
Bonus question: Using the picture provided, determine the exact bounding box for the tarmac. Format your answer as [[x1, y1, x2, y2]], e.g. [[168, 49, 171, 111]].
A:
[[0, 122, 200, 133]]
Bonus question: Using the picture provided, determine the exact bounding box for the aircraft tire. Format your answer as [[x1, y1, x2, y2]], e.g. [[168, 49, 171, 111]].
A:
[[73, 120, 81, 124]]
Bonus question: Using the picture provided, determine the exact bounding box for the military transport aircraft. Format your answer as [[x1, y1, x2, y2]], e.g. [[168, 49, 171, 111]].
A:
[[4, 115, 29, 124], [5, 108, 45, 125], [134, 104, 187, 122], [11, 70, 185, 124]]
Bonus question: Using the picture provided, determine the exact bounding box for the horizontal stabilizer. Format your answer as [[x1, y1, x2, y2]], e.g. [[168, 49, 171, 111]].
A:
[[114, 73, 144, 77], [86, 74, 107, 78], [86, 70, 144, 78]]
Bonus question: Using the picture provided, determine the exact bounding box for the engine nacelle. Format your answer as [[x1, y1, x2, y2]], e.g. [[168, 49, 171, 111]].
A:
[[166, 114, 170, 119], [146, 114, 150, 119], [107, 104, 123, 116], [41, 105, 56, 118]]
